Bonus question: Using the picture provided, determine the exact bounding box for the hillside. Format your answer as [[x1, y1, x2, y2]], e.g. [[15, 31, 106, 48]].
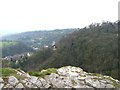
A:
[[0, 41, 17, 48], [0, 66, 120, 89], [2, 29, 78, 48], [1, 29, 77, 57], [3, 21, 119, 80], [1, 42, 33, 58]]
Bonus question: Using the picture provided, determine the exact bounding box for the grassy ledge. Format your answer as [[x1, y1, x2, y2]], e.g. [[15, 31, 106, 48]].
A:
[[0, 68, 26, 80], [28, 68, 57, 78], [0, 68, 16, 77]]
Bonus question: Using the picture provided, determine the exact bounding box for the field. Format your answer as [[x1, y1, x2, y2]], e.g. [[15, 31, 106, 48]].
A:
[[0, 41, 17, 48]]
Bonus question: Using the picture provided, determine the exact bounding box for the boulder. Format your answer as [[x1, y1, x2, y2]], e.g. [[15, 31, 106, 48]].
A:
[[15, 83, 24, 88], [8, 76, 19, 86]]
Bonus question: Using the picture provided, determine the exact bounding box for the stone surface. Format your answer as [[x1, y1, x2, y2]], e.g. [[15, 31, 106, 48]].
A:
[[4, 84, 14, 88], [16, 70, 30, 78], [1, 66, 120, 89], [15, 83, 24, 88], [0, 83, 4, 89], [8, 76, 19, 86], [35, 79, 43, 87], [0, 77, 4, 83], [28, 76, 38, 84], [57, 66, 83, 77]]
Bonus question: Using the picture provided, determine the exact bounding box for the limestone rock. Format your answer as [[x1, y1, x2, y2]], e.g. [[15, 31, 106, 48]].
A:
[[1, 66, 120, 89], [28, 76, 38, 84], [0, 77, 4, 89], [15, 83, 24, 88], [16, 70, 30, 78], [4, 84, 14, 88], [8, 76, 19, 86], [57, 66, 84, 77], [0, 77, 4, 83], [0, 83, 4, 89], [35, 79, 43, 88]]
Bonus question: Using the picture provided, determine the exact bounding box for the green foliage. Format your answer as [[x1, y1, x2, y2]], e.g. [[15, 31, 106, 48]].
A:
[[0, 68, 16, 77], [1, 68, 26, 80], [2, 29, 76, 57], [0, 41, 17, 48], [2, 42, 33, 57], [2, 29, 77, 48], [28, 68, 57, 78], [89, 73, 103, 77]]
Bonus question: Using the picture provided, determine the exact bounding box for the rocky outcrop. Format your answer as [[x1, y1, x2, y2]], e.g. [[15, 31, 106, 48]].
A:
[[0, 66, 120, 89]]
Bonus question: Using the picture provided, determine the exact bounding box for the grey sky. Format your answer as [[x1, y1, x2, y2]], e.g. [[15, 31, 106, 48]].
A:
[[0, 0, 119, 36]]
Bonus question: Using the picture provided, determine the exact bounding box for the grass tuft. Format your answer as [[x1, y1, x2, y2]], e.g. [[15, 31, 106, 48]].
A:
[[0, 68, 16, 77], [29, 68, 57, 78]]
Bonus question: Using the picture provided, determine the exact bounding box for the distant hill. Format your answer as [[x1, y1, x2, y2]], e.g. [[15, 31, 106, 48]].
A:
[[2, 29, 78, 48], [1, 29, 78, 57]]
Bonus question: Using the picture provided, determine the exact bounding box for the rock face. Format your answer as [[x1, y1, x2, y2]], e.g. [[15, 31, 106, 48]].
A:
[[0, 66, 120, 89]]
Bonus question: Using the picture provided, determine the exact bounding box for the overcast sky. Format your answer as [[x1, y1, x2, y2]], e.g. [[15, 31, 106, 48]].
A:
[[0, 0, 119, 36]]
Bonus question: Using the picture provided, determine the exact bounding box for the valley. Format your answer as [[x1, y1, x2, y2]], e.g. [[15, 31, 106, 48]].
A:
[[1, 21, 120, 86], [1, 29, 77, 58]]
